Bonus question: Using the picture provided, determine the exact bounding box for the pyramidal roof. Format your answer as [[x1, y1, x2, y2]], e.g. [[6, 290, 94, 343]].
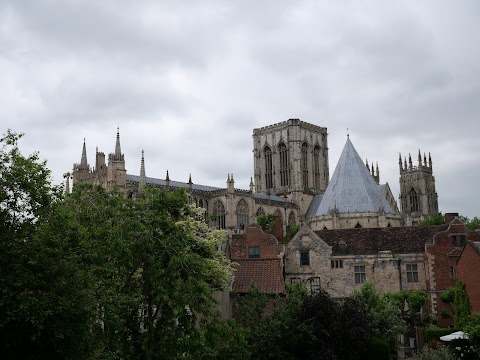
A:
[[313, 137, 395, 216]]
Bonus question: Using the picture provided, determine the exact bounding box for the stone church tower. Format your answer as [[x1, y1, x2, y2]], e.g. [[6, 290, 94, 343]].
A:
[[252, 119, 329, 217], [399, 150, 438, 225]]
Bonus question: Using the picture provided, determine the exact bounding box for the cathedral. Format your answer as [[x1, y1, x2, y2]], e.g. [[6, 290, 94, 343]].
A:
[[71, 118, 439, 231]]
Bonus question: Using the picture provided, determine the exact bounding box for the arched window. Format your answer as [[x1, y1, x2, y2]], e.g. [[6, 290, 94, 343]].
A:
[[302, 143, 309, 187], [288, 211, 296, 226], [236, 199, 249, 230], [198, 199, 204, 208], [212, 200, 226, 229], [409, 188, 419, 212], [264, 146, 273, 189], [314, 146, 321, 189], [256, 207, 265, 217], [279, 143, 289, 187]]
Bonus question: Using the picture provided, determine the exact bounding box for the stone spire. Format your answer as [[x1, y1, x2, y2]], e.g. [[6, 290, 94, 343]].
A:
[[188, 174, 192, 190], [404, 157, 407, 170], [139, 150, 146, 188], [165, 170, 170, 188], [80, 138, 88, 169], [429, 152, 432, 168], [366, 159, 370, 172], [408, 154, 413, 169], [64, 172, 71, 194], [424, 153, 427, 167], [376, 162, 379, 182], [418, 149, 422, 166], [371, 162, 374, 177], [249, 177, 254, 192], [399, 153, 403, 171], [114, 127, 122, 161]]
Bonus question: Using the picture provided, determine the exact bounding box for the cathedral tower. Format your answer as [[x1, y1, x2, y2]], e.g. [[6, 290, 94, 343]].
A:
[[72, 139, 92, 185], [107, 128, 127, 191], [399, 150, 438, 224], [253, 119, 329, 195]]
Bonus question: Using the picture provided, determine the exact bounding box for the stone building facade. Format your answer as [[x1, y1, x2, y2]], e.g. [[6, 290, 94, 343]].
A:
[[71, 119, 438, 231], [285, 215, 480, 325]]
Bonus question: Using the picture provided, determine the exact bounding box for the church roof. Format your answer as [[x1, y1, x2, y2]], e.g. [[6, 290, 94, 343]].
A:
[[316, 225, 448, 256], [126, 174, 222, 192], [312, 137, 395, 216]]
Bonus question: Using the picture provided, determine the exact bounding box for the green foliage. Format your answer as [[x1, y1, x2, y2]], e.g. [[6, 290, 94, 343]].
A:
[[453, 282, 471, 329], [352, 282, 406, 351], [460, 216, 480, 230], [424, 328, 459, 344], [408, 346, 455, 360], [0, 137, 241, 360], [465, 313, 480, 354], [256, 213, 276, 232], [236, 284, 369, 360], [441, 282, 471, 329], [289, 224, 301, 238], [420, 213, 445, 226], [385, 290, 427, 324], [363, 338, 391, 360], [440, 287, 456, 304]]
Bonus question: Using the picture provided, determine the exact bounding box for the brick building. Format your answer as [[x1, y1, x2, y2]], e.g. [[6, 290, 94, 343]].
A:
[[456, 240, 480, 313]]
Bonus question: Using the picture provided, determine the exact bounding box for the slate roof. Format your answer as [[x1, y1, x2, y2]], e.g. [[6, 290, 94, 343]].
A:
[[312, 137, 395, 216], [232, 258, 285, 294], [127, 174, 222, 192], [315, 225, 448, 256]]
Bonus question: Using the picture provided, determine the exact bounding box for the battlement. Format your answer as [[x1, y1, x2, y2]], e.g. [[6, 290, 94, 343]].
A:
[[253, 118, 327, 135]]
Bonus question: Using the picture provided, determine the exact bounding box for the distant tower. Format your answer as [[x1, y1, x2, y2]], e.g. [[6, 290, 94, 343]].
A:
[[252, 119, 329, 195], [399, 150, 438, 224], [72, 138, 92, 185], [107, 128, 127, 191]]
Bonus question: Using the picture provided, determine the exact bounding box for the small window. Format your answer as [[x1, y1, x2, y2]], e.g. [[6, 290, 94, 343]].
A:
[[310, 277, 321, 293], [300, 250, 310, 266], [290, 277, 301, 284], [450, 266, 456, 280], [460, 234, 466, 247], [451, 235, 457, 247], [248, 246, 260, 259], [354, 265, 366, 284], [330, 260, 343, 268], [406, 264, 419, 283]]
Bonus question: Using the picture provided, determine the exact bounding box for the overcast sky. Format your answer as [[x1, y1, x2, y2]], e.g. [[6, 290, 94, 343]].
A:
[[1, 0, 479, 218]]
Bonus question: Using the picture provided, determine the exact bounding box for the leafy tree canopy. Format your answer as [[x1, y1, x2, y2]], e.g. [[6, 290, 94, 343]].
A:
[[420, 212, 445, 226], [460, 215, 480, 230]]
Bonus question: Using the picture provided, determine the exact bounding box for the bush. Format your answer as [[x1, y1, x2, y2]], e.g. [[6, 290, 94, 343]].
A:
[[362, 338, 391, 360], [408, 346, 455, 360], [424, 328, 459, 344]]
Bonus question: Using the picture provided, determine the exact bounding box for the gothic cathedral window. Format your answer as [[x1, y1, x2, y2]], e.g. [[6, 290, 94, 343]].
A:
[[409, 188, 419, 212], [264, 146, 273, 189], [236, 199, 249, 230], [314, 146, 321, 189], [212, 200, 226, 229], [279, 143, 289, 187], [302, 142, 309, 187]]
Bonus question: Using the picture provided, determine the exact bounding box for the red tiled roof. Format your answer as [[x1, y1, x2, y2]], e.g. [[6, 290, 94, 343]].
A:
[[232, 258, 285, 294], [315, 225, 448, 255]]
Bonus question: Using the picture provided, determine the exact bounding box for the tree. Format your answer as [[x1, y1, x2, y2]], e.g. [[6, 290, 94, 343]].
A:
[[48, 184, 236, 359], [0, 131, 66, 359], [256, 213, 276, 232], [351, 282, 406, 352], [420, 213, 445, 226], [460, 216, 480, 231], [440, 281, 471, 329], [1, 132, 241, 359]]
